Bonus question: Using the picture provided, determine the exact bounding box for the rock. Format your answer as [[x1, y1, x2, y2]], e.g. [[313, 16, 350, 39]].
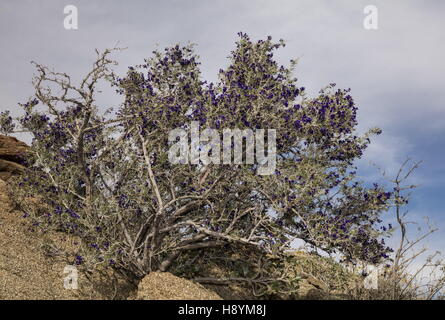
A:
[[0, 135, 29, 162], [0, 135, 29, 181], [0, 159, 26, 181], [136, 272, 222, 300]]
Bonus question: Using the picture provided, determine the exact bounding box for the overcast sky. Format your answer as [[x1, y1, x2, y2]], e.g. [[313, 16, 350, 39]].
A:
[[1, 0, 444, 255]]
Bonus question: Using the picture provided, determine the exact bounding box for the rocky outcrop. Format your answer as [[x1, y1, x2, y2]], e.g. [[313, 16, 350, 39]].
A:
[[136, 272, 222, 300], [0, 135, 29, 162], [0, 135, 29, 181], [0, 159, 26, 181]]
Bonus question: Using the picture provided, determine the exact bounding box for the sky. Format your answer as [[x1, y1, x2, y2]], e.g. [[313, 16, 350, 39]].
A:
[[0, 0, 444, 260]]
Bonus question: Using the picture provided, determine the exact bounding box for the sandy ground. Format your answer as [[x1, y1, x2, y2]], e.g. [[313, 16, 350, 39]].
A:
[[0, 179, 135, 300]]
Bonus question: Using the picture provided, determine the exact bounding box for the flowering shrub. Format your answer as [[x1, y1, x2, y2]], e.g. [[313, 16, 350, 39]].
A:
[[2, 34, 393, 293], [0, 110, 15, 135]]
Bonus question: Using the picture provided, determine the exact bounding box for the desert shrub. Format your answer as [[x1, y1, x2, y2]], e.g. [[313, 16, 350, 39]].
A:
[[350, 160, 445, 300], [2, 34, 395, 295]]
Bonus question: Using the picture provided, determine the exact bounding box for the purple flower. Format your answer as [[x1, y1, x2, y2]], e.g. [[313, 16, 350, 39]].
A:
[[75, 255, 83, 265]]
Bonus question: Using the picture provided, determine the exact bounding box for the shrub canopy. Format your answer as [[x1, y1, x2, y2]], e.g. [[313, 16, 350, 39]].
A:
[[2, 33, 393, 294]]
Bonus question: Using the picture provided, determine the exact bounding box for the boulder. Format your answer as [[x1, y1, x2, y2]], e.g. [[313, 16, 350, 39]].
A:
[[0, 159, 26, 181], [136, 272, 222, 300], [0, 135, 29, 181]]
